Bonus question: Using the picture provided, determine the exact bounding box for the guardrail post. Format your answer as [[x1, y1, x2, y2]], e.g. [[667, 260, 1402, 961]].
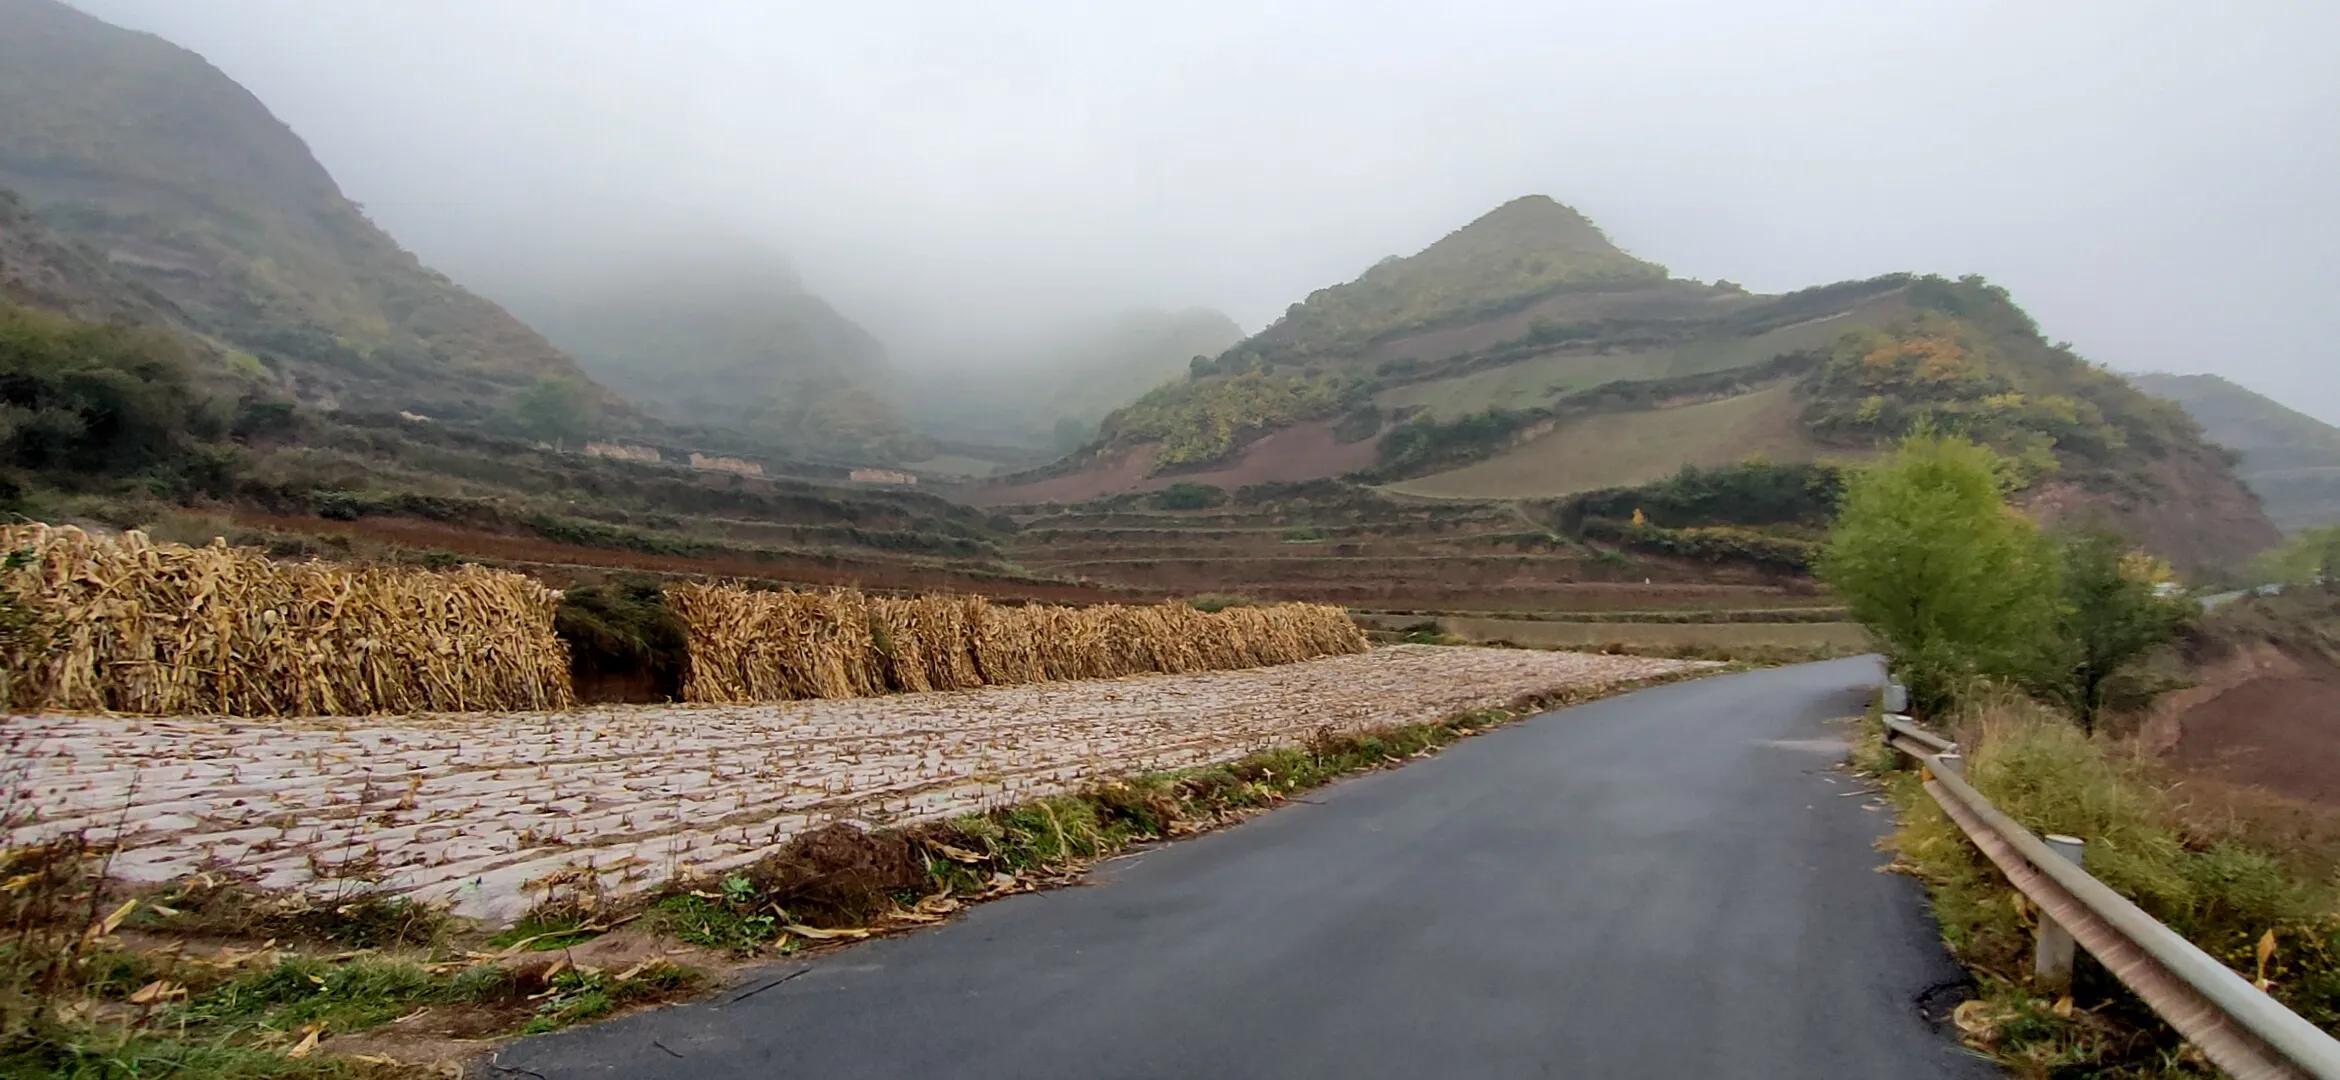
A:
[[2034, 833, 2086, 992]]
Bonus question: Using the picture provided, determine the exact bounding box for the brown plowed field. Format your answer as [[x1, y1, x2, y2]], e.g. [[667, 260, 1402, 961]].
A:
[[232, 512, 1133, 603]]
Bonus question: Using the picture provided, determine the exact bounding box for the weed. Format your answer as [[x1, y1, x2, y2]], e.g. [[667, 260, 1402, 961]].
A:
[[485, 913, 602, 953], [519, 964, 699, 1036], [1879, 692, 2340, 1072]]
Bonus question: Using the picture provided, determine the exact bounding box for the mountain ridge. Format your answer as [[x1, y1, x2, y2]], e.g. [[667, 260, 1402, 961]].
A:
[[0, 0, 608, 420], [992, 196, 2277, 569], [2133, 372, 2340, 531]]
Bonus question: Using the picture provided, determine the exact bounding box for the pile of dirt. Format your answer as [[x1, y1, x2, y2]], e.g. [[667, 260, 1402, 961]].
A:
[[2133, 589, 2340, 806]]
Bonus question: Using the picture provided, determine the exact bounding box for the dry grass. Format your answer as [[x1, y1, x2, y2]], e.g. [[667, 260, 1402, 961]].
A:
[[673, 583, 1366, 704], [0, 523, 572, 716]]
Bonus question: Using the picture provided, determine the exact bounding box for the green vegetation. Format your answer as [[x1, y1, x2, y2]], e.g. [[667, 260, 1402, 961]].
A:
[[1869, 692, 2339, 1075], [1225, 195, 1667, 366], [2044, 529, 2189, 732], [1151, 482, 1229, 510], [513, 376, 601, 444], [1804, 276, 2202, 490], [0, 302, 245, 505], [1825, 436, 2302, 1074], [1585, 519, 1817, 572], [1553, 460, 1842, 532], [1820, 433, 2062, 715], [0, 836, 702, 1077], [1183, 593, 1257, 612], [1102, 369, 1353, 467], [2249, 526, 2340, 585], [1375, 408, 1535, 476], [1824, 432, 2191, 720], [1372, 285, 1903, 422], [555, 577, 691, 701], [0, 0, 601, 419], [1388, 383, 1828, 500]]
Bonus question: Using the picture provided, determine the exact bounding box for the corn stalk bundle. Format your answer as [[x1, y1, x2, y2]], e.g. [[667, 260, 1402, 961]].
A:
[[0, 523, 571, 716], [670, 584, 875, 703], [970, 600, 1042, 686], [866, 598, 931, 693], [668, 582, 1368, 705]]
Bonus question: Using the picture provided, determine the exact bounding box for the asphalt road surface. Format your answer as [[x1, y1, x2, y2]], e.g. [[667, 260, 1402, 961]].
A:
[[495, 657, 1994, 1078]]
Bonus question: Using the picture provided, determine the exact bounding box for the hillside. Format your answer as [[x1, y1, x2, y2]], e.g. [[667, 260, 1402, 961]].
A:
[[906, 307, 1245, 458], [993, 197, 2276, 569], [0, 0, 607, 421], [2133, 373, 2340, 531], [1228, 194, 1671, 368], [504, 249, 926, 464]]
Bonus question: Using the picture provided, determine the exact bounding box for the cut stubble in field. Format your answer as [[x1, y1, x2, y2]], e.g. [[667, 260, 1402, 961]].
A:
[[5, 645, 1711, 921]]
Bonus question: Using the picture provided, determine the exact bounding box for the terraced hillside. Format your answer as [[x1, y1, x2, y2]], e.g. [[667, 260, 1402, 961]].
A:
[[993, 197, 2276, 570], [999, 480, 1855, 659]]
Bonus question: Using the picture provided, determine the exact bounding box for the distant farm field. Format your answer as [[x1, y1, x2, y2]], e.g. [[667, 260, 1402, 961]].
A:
[[1360, 613, 1871, 657], [1374, 290, 1908, 421], [1387, 383, 1847, 499]]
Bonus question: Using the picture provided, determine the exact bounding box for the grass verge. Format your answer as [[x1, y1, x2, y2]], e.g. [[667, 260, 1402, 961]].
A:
[[0, 839, 707, 1078], [1859, 690, 2340, 1077]]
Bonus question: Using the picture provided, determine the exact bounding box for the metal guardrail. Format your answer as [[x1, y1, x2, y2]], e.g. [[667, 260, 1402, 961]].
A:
[[1880, 713, 2340, 1080]]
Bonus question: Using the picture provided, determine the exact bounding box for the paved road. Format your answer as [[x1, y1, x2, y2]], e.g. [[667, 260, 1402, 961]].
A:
[[496, 657, 1994, 1079]]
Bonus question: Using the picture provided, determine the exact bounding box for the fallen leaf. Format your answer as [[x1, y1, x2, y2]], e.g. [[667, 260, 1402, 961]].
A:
[[127, 980, 181, 1005], [2051, 995, 2074, 1018], [783, 924, 872, 940], [927, 842, 986, 864], [287, 1024, 324, 1059], [1952, 999, 1993, 1035], [82, 898, 138, 943]]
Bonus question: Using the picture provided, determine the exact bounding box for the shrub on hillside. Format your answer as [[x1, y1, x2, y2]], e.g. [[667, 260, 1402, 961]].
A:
[[1585, 518, 1816, 572], [1152, 482, 1228, 511], [0, 302, 240, 501], [1559, 461, 1843, 532]]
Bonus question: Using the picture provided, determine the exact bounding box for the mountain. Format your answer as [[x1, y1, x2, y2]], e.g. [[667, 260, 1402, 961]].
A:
[[905, 307, 1245, 454], [0, 186, 190, 333], [2133, 373, 2340, 531], [1231, 195, 1670, 368], [992, 196, 2277, 569], [0, 0, 606, 421], [499, 248, 925, 463]]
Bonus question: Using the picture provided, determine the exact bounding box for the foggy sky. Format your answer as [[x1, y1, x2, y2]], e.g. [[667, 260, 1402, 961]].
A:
[[69, 0, 2340, 420]]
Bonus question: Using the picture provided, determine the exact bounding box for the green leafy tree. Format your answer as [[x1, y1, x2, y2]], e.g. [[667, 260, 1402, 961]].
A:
[[514, 377, 598, 445], [1819, 432, 2061, 715], [2042, 527, 2188, 733]]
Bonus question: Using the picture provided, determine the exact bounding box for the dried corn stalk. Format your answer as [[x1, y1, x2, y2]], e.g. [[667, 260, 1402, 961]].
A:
[[671, 581, 1366, 705], [0, 524, 572, 716]]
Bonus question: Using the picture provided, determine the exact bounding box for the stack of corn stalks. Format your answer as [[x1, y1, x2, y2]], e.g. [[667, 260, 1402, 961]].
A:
[[0, 524, 573, 716], [672, 581, 1366, 705]]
